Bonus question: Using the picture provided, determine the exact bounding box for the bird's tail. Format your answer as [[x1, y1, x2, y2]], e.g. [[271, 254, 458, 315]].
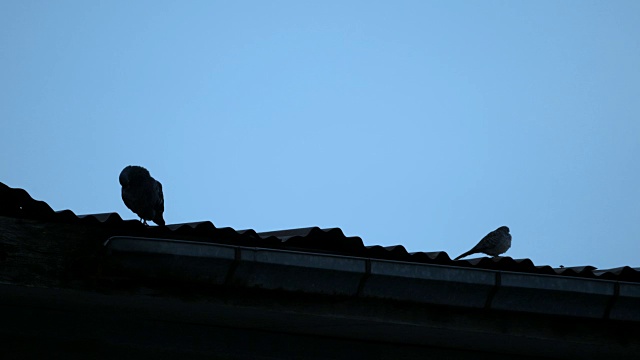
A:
[[154, 214, 165, 226], [454, 250, 476, 261]]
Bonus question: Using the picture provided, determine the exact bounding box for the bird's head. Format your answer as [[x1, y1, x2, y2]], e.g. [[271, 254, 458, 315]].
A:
[[119, 170, 129, 187], [119, 165, 150, 187], [497, 226, 510, 233]]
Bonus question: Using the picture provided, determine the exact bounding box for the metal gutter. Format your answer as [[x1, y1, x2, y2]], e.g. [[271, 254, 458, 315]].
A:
[[104, 236, 640, 321]]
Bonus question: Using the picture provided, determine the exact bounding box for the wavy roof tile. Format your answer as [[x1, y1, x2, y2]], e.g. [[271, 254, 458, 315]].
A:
[[1, 181, 638, 283]]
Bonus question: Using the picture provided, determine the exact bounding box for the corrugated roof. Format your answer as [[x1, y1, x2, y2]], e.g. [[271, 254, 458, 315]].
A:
[[1, 181, 639, 283]]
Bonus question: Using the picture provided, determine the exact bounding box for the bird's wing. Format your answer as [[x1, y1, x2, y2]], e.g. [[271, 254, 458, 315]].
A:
[[455, 229, 499, 260], [121, 188, 136, 211], [473, 229, 500, 251]]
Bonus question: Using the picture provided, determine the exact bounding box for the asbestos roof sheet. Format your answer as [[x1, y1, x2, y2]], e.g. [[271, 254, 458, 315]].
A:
[[1, 181, 639, 283]]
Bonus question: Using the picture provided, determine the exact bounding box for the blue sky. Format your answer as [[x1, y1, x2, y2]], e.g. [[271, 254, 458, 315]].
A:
[[2, 1, 639, 269]]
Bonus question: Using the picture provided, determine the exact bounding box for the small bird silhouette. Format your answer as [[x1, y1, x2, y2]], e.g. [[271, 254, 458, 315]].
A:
[[454, 226, 511, 260], [119, 165, 165, 226]]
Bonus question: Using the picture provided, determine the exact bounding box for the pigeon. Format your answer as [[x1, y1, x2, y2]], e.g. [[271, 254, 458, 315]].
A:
[[454, 226, 511, 261], [119, 165, 165, 226]]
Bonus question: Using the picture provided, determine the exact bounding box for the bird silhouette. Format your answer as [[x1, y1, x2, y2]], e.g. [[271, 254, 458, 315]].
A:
[[119, 165, 165, 226], [454, 226, 511, 260]]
